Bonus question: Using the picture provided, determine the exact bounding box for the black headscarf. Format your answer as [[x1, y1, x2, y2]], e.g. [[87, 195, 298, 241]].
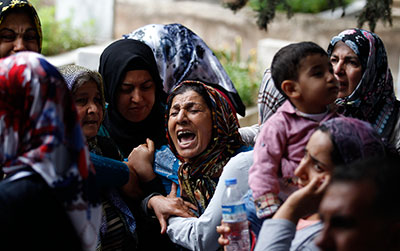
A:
[[0, 0, 42, 52], [99, 39, 167, 157]]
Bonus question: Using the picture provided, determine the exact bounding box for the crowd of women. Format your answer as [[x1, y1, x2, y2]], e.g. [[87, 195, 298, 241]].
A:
[[0, 0, 399, 250]]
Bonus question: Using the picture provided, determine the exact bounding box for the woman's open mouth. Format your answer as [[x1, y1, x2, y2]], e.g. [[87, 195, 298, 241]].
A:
[[177, 130, 196, 148]]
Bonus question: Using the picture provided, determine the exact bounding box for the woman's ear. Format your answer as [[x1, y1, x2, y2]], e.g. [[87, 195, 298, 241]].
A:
[[281, 80, 301, 99]]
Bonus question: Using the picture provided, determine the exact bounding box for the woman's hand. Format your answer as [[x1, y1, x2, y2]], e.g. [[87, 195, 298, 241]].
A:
[[148, 183, 197, 234], [273, 175, 331, 223], [217, 221, 230, 249], [127, 138, 156, 183]]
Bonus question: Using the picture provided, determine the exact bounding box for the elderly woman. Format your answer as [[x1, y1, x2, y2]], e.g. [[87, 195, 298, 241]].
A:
[[132, 80, 251, 250], [0, 0, 42, 58], [124, 23, 246, 117], [328, 28, 400, 150], [218, 117, 387, 250], [59, 65, 139, 251], [250, 29, 399, 151], [0, 52, 100, 250]]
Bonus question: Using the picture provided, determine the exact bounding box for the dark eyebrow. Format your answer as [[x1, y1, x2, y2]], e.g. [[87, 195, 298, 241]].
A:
[[0, 27, 37, 33], [171, 101, 200, 111], [306, 149, 328, 168], [330, 53, 359, 61], [309, 64, 324, 72], [121, 79, 153, 86], [0, 28, 15, 33]]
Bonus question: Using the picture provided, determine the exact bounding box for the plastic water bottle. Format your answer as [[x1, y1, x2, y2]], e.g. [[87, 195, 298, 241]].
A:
[[221, 178, 250, 251]]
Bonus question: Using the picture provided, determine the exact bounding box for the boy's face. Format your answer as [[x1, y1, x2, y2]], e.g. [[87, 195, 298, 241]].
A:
[[296, 54, 339, 113]]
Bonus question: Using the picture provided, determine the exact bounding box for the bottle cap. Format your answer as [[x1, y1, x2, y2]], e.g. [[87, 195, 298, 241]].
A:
[[225, 178, 237, 186]]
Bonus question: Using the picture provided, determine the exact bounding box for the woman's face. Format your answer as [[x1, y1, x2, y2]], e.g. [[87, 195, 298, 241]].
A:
[[294, 130, 335, 188], [0, 10, 39, 58], [330, 41, 363, 98], [116, 70, 156, 123], [74, 80, 104, 139], [168, 90, 212, 162]]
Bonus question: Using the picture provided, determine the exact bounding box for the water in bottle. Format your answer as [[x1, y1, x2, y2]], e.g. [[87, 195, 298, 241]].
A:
[[222, 178, 250, 251]]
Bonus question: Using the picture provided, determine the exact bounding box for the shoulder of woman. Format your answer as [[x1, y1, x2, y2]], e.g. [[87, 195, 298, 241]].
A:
[[225, 150, 254, 170]]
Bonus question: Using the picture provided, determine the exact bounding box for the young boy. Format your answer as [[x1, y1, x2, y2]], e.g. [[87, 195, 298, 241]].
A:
[[249, 42, 339, 219]]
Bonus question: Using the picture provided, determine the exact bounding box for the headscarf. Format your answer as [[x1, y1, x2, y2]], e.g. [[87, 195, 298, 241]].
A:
[[320, 117, 386, 166], [98, 39, 167, 157], [327, 28, 398, 141], [257, 68, 286, 126], [123, 23, 246, 116], [59, 64, 108, 154], [0, 0, 42, 53], [59, 64, 105, 113], [166, 80, 244, 215], [0, 52, 101, 250]]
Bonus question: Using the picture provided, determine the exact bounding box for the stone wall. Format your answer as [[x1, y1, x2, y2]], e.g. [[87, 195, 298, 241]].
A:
[[114, 0, 400, 86]]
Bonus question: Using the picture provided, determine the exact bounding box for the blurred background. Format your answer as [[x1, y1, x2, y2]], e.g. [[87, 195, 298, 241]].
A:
[[32, 0, 400, 122]]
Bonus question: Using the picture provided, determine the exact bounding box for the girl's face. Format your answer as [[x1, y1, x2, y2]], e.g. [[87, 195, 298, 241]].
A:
[[74, 80, 104, 139], [330, 41, 363, 98], [294, 130, 335, 188]]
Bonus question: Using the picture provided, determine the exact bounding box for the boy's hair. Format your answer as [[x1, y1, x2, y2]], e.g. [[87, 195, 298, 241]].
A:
[[271, 41, 327, 98]]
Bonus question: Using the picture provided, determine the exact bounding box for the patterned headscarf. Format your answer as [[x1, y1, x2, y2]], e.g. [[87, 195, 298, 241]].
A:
[[166, 80, 244, 215], [0, 0, 42, 53], [59, 64, 106, 114], [0, 52, 101, 251], [320, 117, 386, 166], [327, 28, 398, 141], [123, 23, 246, 116]]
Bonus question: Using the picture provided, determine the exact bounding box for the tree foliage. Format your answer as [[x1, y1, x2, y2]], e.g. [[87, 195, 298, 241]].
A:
[[357, 0, 393, 32], [223, 0, 393, 32]]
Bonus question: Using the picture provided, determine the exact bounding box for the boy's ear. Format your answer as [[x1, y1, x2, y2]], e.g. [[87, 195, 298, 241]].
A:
[[281, 80, 301, 99]]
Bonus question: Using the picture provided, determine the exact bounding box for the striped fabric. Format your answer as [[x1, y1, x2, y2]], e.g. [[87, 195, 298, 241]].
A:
[[97, 198, 136, 251]]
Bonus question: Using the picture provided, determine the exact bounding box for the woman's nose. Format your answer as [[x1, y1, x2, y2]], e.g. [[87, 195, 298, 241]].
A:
[[13, 37, 27, 52], [87, 102, 98, 114], [131, 89, 142, 103], [176, 110, 187, 124], [333, 60, 344, 76], [294, 157, 308, 179]]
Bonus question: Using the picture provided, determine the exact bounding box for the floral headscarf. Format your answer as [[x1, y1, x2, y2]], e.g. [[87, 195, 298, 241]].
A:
[[166, 80, 244, 215], [327, 28, 398, 141], [0, 0, 42, 52], [0, 52, 101, 251], [123, 23, 246, 116], [320, 117, 386, 165]]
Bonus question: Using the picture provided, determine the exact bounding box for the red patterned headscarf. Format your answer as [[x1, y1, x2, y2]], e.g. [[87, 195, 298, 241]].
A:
[[166, 80, 244, 215], [0, 52, 101, 250]]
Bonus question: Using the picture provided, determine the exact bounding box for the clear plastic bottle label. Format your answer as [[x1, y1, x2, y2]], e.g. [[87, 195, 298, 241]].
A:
[[222, 204, 247, 222]]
